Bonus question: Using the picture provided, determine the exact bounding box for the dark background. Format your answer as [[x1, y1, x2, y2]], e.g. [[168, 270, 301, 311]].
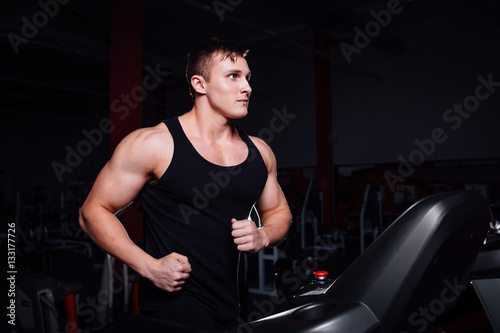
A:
[[1, 0, 499, 331], [1, 0, 499, 205]]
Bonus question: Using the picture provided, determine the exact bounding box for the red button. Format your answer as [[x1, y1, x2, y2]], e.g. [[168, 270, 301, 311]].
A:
[[314, 271, 328, 277]]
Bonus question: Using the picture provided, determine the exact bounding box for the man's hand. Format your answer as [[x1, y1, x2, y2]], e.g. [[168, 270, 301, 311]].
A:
[[231, 218, 268, 253], [148, 252, 191, 292]]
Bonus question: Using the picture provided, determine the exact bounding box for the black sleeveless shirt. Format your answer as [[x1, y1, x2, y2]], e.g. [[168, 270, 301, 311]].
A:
[[138, 117, 268, 321]]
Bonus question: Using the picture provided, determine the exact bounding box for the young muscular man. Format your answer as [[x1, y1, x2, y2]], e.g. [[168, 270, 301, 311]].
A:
[[79, 37, 291, 330]]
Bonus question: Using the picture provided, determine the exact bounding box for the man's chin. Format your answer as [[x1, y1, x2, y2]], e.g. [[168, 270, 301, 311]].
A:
[[228, 109, 248, 120]]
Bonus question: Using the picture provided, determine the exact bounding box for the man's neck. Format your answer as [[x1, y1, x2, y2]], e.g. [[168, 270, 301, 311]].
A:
[[180, 106, 236, 144]]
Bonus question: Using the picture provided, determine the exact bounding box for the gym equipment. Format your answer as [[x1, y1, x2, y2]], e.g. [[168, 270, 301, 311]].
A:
[[107, 190, 496, 332], [359, 184, 384, 253], [248, 247, 280, 296], [470, 202, 500, 332], [231, 190, 491, 332], [296, 271, 335, 297], [17, 271, 82, 333], [300, 177, 319, 251], [300, 177, 342, 254], [247, 204, 280, 296]]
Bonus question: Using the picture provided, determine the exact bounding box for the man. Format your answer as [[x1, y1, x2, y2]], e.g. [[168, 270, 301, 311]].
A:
[[79, 37, 292, 330]]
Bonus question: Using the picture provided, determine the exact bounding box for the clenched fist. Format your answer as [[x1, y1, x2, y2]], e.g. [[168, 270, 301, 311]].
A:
[[231, 218, 267, 253], [148, 252, 191, 292]]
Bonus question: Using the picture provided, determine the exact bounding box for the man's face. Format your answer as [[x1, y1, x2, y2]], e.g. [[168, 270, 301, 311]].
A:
[[203, 54, 252, 119]]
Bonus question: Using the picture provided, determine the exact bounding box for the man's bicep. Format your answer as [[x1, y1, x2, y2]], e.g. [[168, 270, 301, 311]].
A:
[[249, 136, 290, 223], [84, 142, 151, 214], [88, 162, 145, 213], [84, 126, 170, 215], [256, 157, 289, 222], [257, 173, 288, 217]]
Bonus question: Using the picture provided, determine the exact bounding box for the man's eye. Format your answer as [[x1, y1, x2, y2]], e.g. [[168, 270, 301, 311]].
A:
[[229, 74, 237, 79]]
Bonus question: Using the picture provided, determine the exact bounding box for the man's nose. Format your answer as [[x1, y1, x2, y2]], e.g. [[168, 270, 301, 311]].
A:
[[241, 80, 252, 96]]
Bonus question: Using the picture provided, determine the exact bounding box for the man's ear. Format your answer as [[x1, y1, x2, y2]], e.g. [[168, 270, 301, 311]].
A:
[[191, 75, 206, 95]]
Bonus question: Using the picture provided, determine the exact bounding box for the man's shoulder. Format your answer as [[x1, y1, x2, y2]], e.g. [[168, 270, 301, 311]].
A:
[[110, 122, 174, 176], [141, 122, 171, 140], [248, 135, 270, 152], [247, 135, 275, 171], [118, 122, 173, 153]]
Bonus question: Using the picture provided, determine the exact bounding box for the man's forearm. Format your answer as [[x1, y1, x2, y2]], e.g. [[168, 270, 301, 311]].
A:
[[79, 206, 155, 278], [259, 209, 292, 248]]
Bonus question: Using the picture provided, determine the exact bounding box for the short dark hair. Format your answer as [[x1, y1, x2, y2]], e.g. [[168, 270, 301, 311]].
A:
[[186, 37, 249, 97]]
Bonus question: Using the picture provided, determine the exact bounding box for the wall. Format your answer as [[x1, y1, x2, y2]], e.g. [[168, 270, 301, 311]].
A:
[[329, 2, 500, 165]]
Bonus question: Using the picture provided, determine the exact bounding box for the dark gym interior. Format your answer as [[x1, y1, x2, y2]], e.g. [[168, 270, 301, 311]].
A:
[[1, 1, 500, 332]]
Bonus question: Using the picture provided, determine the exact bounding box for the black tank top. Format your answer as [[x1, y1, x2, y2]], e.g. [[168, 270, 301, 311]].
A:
[[138, 117, 268, 321]]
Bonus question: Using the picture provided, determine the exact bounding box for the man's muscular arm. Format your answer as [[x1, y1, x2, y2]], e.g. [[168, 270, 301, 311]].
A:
[[79, 126, 191, 292], [231, 137, 292, 253]]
